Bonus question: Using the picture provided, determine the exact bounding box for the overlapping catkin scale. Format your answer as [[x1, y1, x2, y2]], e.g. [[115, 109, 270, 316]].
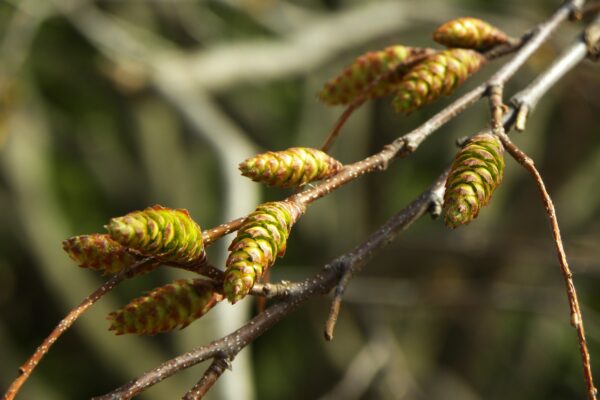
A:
[[107, 279, 222, 335], [393, 49, 485, 114], [106, 205, 205, 265], [62, 234, 139, 275], [433, 17, 509, 51], [223, 201, 305, 303], [318, 45, 417, 106], [443, 133, 504, 228], [239, 147, 342, 188]]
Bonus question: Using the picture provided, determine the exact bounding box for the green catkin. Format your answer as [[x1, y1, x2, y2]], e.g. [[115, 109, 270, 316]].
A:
[[106, 205, 205, 265], [393, 49, 486, 114], [223, 201, 305, 303], [107, 279, 222, 335], [318, 45, 419, 106], [62, 234, 140, 275], [239, 147, 343, 188], [443, 133, 505, 228], [433, 17, 509, 51]]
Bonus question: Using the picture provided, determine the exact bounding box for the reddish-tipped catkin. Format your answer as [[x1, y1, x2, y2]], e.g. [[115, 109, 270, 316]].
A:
[[62, 234, 140, 275], [393, 49, 485, 114], [433, 17, 509, 51], [108, 279, 222, 335], [318, 45, 418, 106], [239, 147, 342, 188], [106, 205, 205, 265], [443, 133, 504, 228], [223, 201, 305, 303]]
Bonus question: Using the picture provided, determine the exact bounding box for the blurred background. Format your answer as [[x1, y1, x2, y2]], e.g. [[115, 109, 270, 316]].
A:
[[1, 0, 599, 399]]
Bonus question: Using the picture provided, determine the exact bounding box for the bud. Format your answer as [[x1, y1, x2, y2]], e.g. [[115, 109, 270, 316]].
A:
[[443, 133, 504, 228], [62, 234, 138, 275], [108, 279, 222, 335], [433, 17, 509, 51], [318, 46, 418, 106], [239, 147, 342, 188], [393, 49, 485, 114], [223, 201, 305, 303], [106, 205, 205, 265]]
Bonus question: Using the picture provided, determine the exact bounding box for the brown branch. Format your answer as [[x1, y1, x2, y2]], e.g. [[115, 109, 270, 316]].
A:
[[497, 132, 597, 400], [512, 14, 600, 131], [2, 258, 157, 400], [182, 357, 231, 400], [201, 217, 245, 246]]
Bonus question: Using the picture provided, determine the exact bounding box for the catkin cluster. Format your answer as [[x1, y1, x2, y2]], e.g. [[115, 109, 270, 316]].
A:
[[318, 45, 419, 106]]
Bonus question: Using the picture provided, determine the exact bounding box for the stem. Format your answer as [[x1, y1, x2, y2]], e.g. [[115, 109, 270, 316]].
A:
[[181, 358, 230, 400], [498, 132, 597, 400], [2, 258, 156, 400]]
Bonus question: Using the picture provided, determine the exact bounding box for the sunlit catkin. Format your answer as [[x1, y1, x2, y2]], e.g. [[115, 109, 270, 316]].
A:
[[393, 49, 485, 114], [433, 17, 509, 51], [223, 201, 305, 303], [443, 133, 504, 228], [106, 205, 205, 265], [239, 147, 342, 188]]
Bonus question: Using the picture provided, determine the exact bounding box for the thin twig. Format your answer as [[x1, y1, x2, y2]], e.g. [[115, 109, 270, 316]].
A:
[[201, 217, 245, 246], [497, 131, 597, 400], [182, 357, 231, 400], [512, 14, 600, 131], [2, 258, 157, 400]]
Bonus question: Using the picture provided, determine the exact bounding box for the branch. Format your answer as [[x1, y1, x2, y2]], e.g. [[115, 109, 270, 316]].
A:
[[182, 357, 231, 400], [2, 258, 156, 400], [512, 14, 600, 131], [497, 132, 597, 400], [481, 14, 600, 400]]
